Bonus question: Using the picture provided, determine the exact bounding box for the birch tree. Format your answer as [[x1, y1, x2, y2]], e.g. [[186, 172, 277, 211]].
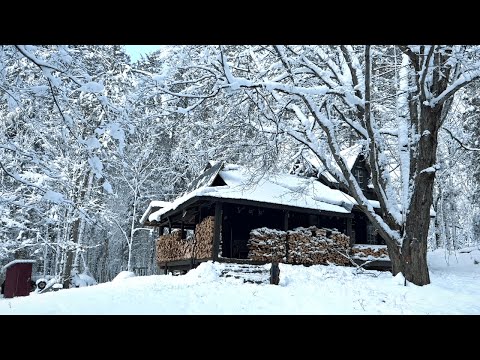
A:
[[0, 45, 132, 285]]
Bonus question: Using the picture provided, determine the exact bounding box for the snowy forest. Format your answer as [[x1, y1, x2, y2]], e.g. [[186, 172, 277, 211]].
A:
[[1, 45, 480, 288]]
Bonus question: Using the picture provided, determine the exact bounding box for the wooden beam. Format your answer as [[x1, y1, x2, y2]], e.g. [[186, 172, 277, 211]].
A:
[[346, 218, 353, 246], [195, 205, 200, 224], [284, 210, 289, 262], [199, 204, 204, 222], [284, 210, 289, 231], [212, 202, 222, 262], [157, 258, 212, 270]]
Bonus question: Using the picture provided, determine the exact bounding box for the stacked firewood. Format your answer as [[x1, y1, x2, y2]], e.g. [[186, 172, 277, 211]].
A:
[[156, 230, 193, 263], [350, 244, 389, 259], [193, 216, 215, 259], [247, 226, 350, 266], [155, 216, 216, 264], [287, 226, 350, 265], [248, 227, 287, 262]]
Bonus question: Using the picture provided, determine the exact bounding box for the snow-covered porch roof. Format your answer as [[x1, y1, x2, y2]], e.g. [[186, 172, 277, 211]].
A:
[[142, 162, 357, 225]]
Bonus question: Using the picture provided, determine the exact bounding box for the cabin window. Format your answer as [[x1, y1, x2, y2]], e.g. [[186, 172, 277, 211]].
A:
[[354, 167, 366, 189], [366, 222, 376, 245]]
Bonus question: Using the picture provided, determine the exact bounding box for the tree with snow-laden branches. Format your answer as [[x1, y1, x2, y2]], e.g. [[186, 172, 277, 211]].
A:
[[3, 45, 480, 287], [0, 45, 133, 286], [141, 45, 480, 285]]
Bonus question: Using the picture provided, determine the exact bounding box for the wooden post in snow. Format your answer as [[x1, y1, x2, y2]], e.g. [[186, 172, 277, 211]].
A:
[[212, 202, 222, 262], [284, 210, 289, 262], [270, 262, 280, 285], [346, 218, 353, 246]]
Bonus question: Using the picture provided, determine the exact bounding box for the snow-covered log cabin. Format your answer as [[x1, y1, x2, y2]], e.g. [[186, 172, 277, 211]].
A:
[[140, 148, 420, 274]]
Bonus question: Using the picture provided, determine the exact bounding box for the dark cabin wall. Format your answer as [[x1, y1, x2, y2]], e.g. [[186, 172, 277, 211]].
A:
[[352, 210, 385, 245], [221, 203, 284, 259], [353, 212, 366, 245], [220, 203, 350, 259], [199, 203, 216, 222]]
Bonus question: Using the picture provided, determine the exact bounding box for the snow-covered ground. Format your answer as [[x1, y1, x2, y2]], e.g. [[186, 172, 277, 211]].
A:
[[0, 249, 479, 315]]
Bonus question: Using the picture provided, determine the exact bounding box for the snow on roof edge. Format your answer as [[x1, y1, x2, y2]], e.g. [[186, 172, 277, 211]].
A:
[[2, 259, 36, 271], [148, 166, 354, 223], [149, 192, 351, 224], [140, 200, 173, 224]]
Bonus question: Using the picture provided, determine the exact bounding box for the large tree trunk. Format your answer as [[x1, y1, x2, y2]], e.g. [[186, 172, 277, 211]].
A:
[[390, 106, 441, 285]]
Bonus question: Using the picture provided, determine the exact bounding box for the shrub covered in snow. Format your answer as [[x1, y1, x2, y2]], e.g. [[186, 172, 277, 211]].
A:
[[112, 271, 136, 282], [71, 267, 97, 288]]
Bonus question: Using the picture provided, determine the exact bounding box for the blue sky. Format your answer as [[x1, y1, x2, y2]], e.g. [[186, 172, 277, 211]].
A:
[[124, 45, 162, 62]]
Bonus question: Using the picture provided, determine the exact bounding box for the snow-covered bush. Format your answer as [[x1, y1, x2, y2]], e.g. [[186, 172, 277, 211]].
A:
[[71, 267, 97, 288], [111, 271, 136, 282]]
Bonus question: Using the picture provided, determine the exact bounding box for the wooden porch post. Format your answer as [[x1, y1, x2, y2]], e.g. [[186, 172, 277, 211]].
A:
[[284, 210, 289, 262], [212, 202, 222, 262], [346, 217, 353, 246]]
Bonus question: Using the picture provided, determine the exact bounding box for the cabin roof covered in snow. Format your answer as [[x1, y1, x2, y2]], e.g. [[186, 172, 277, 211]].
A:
[[306, 143, 363, 172], [146, 162, 357, 223], [302, 143, 364, 183], [184, 161, 224, 194], [310, 144, 363, 183]]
